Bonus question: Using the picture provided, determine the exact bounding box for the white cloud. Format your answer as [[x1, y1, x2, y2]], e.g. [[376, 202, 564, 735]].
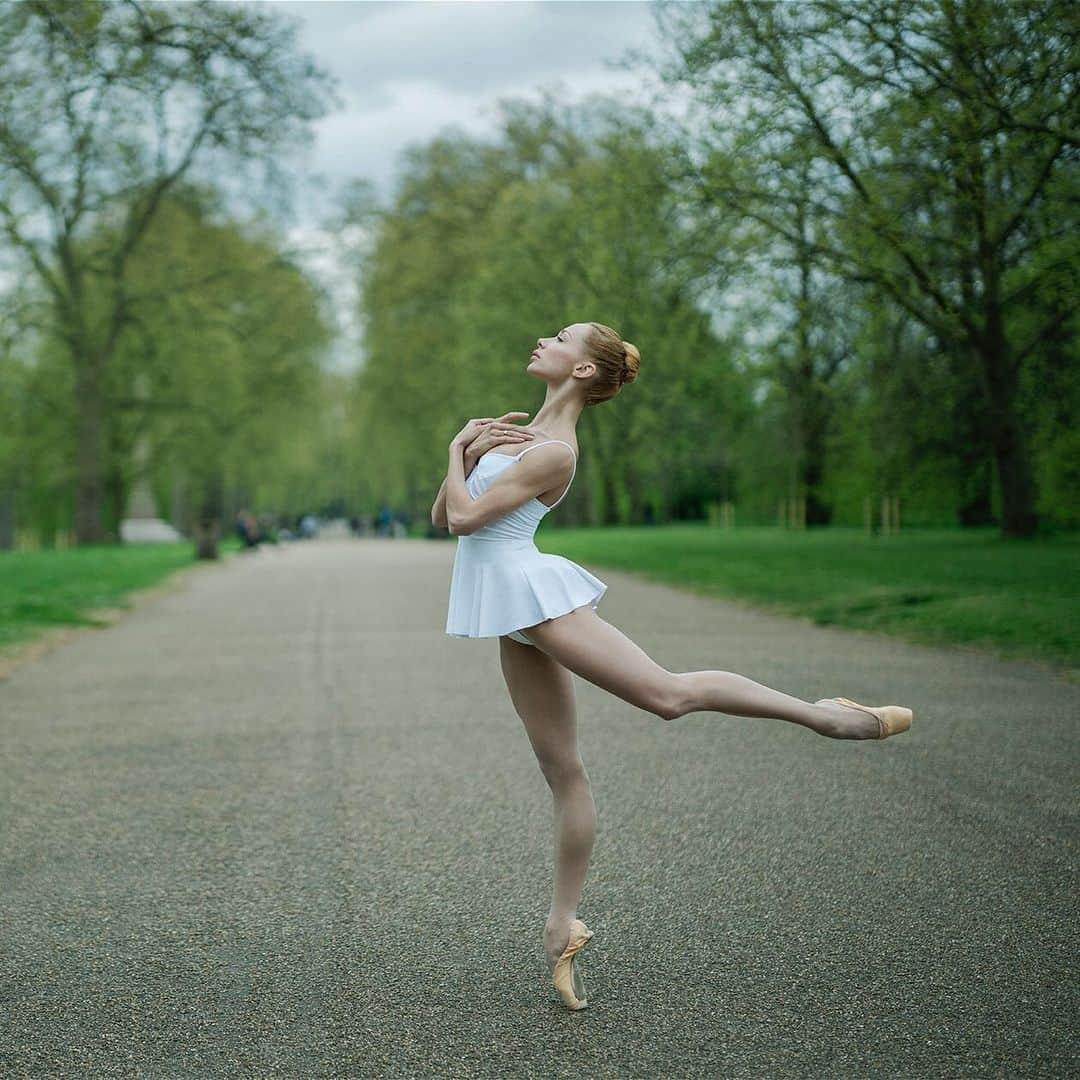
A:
[[268, 0, 659, 96], [262, 0, 667, 202]]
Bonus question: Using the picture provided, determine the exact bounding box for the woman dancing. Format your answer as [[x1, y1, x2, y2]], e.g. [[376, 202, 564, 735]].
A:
[[433, 321, 913, 1011]]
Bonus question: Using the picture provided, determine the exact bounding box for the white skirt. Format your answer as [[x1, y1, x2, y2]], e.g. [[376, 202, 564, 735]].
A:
[[446, 539, 608, 639]]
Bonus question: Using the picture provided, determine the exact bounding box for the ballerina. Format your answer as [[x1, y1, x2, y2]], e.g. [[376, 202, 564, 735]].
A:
[[433, 321, 913, 1010]]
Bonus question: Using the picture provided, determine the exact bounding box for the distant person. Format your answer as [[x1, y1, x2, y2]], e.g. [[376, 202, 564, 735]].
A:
[[376, 504, 393, 537], [234, 509, 260, 550], [257, 513, 279, 545], [438, 321, 914, 1012]]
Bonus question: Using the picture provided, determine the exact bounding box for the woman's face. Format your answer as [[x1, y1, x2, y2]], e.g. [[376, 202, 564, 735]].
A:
[[528, 322, 591, 379]]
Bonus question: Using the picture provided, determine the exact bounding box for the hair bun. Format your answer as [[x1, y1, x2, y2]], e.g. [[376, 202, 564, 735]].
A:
[[621, 341, 640, 385]]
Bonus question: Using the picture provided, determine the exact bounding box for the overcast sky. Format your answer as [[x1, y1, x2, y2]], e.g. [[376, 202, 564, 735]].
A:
[[248, 0, 674, 369], [264, 0, 667, 211]]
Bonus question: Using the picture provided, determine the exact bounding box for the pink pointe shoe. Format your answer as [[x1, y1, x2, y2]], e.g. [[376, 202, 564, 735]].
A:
[[552, 918, 595, 1010], [826, 696, 913, 739]]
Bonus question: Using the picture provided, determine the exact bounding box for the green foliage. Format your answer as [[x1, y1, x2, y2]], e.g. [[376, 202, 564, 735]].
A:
[[652, 0, 1080, 536], [342, 1, 1078, 535], [0, 0, 337, 544], [114, 191, 333, 523], [347, 95, 754, 525], [1, 185, 334, 541], [1, 0, 1077, 543]]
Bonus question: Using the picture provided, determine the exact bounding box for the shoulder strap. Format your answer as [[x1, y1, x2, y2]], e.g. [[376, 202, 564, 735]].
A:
[[514, 440, 577, 508], [514, 439, 577, 461]]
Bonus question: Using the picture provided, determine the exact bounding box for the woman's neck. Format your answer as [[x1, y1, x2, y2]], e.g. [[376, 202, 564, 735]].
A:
[[531, 390, 584, 440]]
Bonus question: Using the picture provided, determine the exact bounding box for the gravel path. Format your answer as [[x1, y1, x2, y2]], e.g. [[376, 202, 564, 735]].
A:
[[2, 537, 1076, 1078]]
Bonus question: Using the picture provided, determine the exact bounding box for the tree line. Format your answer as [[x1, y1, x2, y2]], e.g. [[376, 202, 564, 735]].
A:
[[346, 0, 1078, 538], [1, 0, 1075, 552]]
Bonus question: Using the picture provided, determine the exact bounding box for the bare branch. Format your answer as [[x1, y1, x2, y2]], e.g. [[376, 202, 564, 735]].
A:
[[994, 138, 1069, 251], [742, 1, 972, 336], [1013, 304, 1073, 368]]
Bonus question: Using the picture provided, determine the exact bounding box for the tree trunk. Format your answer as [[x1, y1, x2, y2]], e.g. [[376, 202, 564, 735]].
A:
[[0, 483, 13, 549], [603, 467, 620, 525], [171, 475, 192, 537], [74, 363, 107, 545], [980, 309, 1039, 538], [104, 456, 127, 545], [957, 457, 995, 527], [801, 402, 832, 526], [793, 199, 832, 527], [990, 407, 1039, 538], [952, 355, 996, 526], [195, 469, 225, 560], [627, 472, 646, 525]]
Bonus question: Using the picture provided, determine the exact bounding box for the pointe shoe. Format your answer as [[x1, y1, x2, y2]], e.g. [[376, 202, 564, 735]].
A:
[[827, 696, 913, 739], [552, 918, 595, 1011]]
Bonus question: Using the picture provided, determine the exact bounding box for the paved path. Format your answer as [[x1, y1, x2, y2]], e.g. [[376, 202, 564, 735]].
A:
[[1, 538, 1076, 1078]]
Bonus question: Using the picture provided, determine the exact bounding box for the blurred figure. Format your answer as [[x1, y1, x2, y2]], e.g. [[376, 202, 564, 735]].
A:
[[299, 513, 318, 539], [258, 512, 280, 545], [376, 503, 393, 537], [235, 509, 260, 550]]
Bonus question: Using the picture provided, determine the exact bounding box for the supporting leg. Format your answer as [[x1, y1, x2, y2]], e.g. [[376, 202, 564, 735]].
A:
[[543, 762, 596, 967], [499, 635, 597, 971]]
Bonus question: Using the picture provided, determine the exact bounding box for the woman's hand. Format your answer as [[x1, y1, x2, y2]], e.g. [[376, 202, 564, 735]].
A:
[[450, 412, 536, 453], [462, 414, 538, 463]]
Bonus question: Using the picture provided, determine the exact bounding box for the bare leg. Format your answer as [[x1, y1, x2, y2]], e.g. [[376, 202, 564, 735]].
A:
[[522, 605, 879, 739], [498, 634, 597, 973]]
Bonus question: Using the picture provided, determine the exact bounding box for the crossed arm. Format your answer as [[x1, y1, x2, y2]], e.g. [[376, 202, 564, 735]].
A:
[[430, 441, 480, 530], [431, 443, 573, 535], [431, 476, 452, 531], [430, 473, 463, 531]]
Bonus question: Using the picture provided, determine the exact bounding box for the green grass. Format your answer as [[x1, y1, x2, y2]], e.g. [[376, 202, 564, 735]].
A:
[[538, 524, 1080, 677], [0, 539, 242, 653]]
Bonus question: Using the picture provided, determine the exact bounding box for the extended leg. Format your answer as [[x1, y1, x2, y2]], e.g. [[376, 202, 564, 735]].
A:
[[522, 605, 878, 738], [498, 634, 597, 972]]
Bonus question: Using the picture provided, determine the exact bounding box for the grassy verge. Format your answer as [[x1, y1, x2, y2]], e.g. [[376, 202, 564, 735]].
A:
[[0, 539, 242, 655], [538, 524, 1079, 678]]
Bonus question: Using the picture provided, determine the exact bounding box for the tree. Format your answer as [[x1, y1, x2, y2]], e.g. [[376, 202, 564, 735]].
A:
[[655, 0, 1080, 537], [107, 190, 332, 558], [0, 0, 336, 542]]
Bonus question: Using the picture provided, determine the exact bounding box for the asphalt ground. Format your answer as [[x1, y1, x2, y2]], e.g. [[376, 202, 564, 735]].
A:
[[1, 537, 1077, 1079]]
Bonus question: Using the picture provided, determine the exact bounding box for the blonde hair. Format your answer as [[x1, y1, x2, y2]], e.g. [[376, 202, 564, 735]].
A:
[[582, 322, 641, 407]]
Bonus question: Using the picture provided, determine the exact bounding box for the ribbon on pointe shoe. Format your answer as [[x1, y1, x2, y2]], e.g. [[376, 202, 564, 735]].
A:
[[553, 919, 594, 1009], [832, 696, 886, 738]]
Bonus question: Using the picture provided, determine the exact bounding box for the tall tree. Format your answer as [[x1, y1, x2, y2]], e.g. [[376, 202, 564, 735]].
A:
[[108, 192, 332, 557], [656, 0, 1079, 536], [0, 0, 335, 542]]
